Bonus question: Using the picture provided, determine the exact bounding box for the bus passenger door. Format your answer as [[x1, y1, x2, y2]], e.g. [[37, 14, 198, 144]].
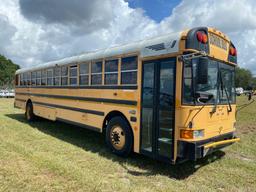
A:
[[140, 58, 176, 161]]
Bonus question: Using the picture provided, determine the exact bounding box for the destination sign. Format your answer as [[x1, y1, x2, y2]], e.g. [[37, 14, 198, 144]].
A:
[[209, 33, 228, 51]]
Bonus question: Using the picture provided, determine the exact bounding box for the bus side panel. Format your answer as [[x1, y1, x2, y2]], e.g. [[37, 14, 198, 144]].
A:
[[15, 87, 140, 153], [33, 104, 57, 121]]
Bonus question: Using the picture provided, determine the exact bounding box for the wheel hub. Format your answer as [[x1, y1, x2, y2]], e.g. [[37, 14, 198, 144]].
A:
[[110, 126, 125, 150]]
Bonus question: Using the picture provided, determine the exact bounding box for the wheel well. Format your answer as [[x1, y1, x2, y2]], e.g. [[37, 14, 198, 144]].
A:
[[103, 111, 133, 134]]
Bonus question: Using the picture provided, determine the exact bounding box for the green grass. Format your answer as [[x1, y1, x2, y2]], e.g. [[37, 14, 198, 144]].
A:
[[0, 97, 256, 192]]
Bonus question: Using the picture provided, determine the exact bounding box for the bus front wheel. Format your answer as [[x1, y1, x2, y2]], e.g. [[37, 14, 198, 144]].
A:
[[105, 116, 133, 157], [25, 102, 36, 122]]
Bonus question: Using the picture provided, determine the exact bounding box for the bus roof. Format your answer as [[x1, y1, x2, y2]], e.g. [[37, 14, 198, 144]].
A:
[[16, 31, 180, 74]]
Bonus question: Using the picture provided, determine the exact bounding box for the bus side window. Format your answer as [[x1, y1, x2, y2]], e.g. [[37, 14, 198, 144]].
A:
[[27, 72, 31, 86], [79, 63, 89, 85], [36, 71, 41, 86], [121, 56, 137, 85], [61, 66, 68, 86], [54, 67, 61, 86], [105, 59, 118, 85], [47, 69, 53, 86], [41, 70, 47, 86], [31, 72, 36, 86], [69, 65, 78, 86], [20, 74, 23, 86], [15, 74, 19, 86], [91, 61, 102, 85]]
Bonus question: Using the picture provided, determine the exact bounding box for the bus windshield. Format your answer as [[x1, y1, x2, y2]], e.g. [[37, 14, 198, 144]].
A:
[[183, 58, 236, 105]]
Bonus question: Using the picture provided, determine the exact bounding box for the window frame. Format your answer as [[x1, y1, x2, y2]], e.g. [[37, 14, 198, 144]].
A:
[[47, 68, 54, 86], [79, 63, 90, 86], [104, 59, 119, 85], [69, 65, 78, 86], [61, 66, 68, 86], [31, 71, 37, 86], [36, 71, 41, 86], [91, 60, 103, 85], [121, 56, 138, 85], [54, 66, 61, 86]]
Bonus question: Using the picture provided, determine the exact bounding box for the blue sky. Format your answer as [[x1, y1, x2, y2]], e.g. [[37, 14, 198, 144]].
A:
[[127, 0, 181, 22]]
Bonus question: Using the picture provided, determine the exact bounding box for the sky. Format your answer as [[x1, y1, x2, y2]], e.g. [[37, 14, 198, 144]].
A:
[[0, 0, 256, 75]]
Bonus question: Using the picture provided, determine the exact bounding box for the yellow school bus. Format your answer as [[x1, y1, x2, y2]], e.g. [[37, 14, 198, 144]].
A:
[[14, 27, 240, 163]]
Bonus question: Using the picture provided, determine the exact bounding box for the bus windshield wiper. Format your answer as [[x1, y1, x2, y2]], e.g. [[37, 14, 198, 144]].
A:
[[219, 70, 232, 112], [210, 70, 220, 115]]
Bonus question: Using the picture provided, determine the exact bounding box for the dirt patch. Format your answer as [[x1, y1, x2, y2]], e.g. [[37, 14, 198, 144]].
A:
[[236, 123, 256, 134]]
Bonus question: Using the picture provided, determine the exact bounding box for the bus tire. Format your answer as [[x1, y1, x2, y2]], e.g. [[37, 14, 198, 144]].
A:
[[105, 116, 133, 157], [25, 102, 36, 122]]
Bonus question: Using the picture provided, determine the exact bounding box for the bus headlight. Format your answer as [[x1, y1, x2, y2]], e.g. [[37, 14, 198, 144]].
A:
[[180, 130, 204, 139]]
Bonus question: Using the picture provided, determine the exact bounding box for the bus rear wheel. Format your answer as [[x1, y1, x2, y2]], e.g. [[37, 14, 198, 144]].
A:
[[105, 116, 133, 157], [25, 102, 36, 122]]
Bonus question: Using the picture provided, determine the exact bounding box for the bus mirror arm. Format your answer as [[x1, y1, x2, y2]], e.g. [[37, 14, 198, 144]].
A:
[[179, 51, 207, 62]]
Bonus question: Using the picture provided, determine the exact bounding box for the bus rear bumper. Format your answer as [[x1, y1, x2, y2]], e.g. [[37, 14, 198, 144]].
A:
[[178, 132, 240, 161]]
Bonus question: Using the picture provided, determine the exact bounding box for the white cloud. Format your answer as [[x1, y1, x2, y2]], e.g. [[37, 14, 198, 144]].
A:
[[0, 14, 17, 56], [0, 0, 256, 75]]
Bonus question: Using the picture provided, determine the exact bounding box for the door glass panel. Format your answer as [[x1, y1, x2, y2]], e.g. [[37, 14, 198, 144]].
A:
[[141, 62, 155, 152], [157, 60, 175, 158]]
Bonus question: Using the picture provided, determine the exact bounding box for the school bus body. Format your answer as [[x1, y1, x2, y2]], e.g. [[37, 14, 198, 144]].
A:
[[15, 27, 239, 163]]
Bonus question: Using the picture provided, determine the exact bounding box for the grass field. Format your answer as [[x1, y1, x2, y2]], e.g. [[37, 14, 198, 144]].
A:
[[0, 97, 256, 192]]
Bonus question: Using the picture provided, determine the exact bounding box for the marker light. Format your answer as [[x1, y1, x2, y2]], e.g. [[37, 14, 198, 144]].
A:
[[180, 130, 204, 139]]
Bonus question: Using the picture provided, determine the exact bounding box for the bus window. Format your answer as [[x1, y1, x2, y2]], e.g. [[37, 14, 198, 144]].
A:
[[105, 59, 118, 85], [61, 66, 68, 85], [41, 70, 47, 85], [31, 72, 36, 86], [79, 63, 89, 85], [69, 65, 78, 86], [47, 69, 53, 86], [121, 56, 137, 85], [27, 72, 31, 86], [54, 67, 61, 86], [20, 74, 23, 86], [91, 61, 102, 85], [36, 71, 41, 86], [15, 74, 19, 86]]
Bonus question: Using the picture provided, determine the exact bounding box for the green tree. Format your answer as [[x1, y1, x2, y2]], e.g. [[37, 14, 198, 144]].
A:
[[0, 55, 20, 88], [235, 67, 254, 89]]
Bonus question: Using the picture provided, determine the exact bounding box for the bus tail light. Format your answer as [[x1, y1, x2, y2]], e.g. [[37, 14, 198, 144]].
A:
[[196, 31, 203, 42], [202, 33, 208, 44], [180, 130, 204, 139], [196, 31, 208, 44], [229, 46, 237, 56]]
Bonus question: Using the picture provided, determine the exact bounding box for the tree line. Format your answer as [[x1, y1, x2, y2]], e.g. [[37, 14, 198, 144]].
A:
[[0, 55, 20, 89], [235, 67, 256, 90]]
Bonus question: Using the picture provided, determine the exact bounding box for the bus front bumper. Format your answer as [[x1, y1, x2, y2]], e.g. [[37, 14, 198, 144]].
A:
[[178, 132, 240, 161]]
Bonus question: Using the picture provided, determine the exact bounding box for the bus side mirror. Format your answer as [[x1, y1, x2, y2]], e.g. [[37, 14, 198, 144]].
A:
[[197, 57, 208, 84]]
